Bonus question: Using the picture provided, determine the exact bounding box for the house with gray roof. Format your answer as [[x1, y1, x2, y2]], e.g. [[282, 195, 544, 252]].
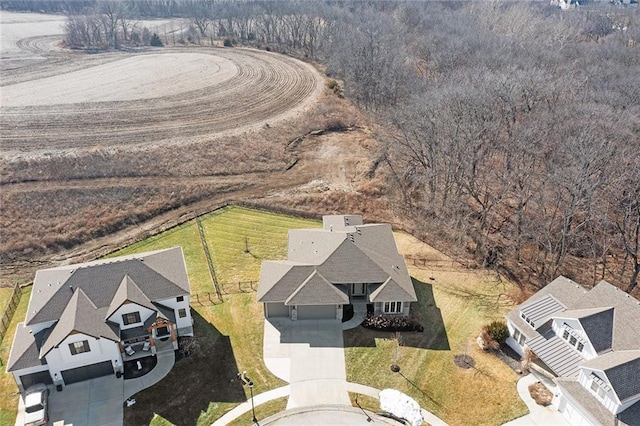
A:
[[505, 277, 640, 426], [6, 247, 193, 391], [257, 215, 417, 320]]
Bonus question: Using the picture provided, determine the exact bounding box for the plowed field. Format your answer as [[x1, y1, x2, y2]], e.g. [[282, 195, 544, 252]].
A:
[[1, 46, 323, 158]]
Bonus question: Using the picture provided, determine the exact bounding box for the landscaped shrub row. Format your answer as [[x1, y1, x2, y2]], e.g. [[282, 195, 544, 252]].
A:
[[362, 313, 424, 332]]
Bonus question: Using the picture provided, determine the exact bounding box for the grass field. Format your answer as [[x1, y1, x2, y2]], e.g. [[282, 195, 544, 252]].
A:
[[345, 232, 528, 425], [0, 206, 527, 426], [0, 286, 31, 425]]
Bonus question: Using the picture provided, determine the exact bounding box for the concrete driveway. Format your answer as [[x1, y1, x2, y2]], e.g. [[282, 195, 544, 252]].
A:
[[264, 318, 351, 409], [14, 375, 124, 426]]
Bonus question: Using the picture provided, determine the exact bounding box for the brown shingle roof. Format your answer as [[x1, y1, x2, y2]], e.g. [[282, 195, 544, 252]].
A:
[[286, 271, 349, 305]]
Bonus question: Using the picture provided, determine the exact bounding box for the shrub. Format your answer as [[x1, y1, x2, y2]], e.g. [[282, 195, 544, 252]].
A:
[[362, 313, 423, 332], [223, 38, 233, 47], [326, 79, 342, 96], [150, 33, 163, 47], [484, 320, 509, 343]]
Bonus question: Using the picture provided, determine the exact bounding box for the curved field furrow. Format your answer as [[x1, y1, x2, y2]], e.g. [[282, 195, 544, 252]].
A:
[[0, 47, 324, 158]]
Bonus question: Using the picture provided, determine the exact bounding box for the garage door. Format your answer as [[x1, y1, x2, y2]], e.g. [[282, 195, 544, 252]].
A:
[[563, 401, 594, 426], [20, 370, 53, 389], [267, 303, 289, 318], [61, 361, 113, 385], [297, 305, 335, 320]]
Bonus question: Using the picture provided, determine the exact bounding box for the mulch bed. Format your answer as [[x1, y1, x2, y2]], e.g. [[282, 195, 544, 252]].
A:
[[453, 354, 476, 369], [124, 355, 158, 379], [361, 313, 424, 332]]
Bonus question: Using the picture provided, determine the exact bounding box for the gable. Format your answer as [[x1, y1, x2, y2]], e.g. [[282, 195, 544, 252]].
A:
[[369, 277, 417, 302], [318, 240, 389, 283], [579, 307, 614, 354], [105, 275, 156, 320], [285, 270, 349, 305]]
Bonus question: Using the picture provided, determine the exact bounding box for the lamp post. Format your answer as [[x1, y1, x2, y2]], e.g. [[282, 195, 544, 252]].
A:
[[238, 371, 258, 425]]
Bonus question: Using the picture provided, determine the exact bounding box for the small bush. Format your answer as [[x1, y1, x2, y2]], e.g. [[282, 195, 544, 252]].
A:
[[326, 79, 342, 96], [150, 33, 163, 47], [528, 382, 553, 406], [362, 313, 423, 332], [223, 38, 233, 47], [485, 320, 509, 343]]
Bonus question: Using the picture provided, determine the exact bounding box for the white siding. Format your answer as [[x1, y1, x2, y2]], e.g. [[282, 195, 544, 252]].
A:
[[578, 367, 621, 414], [44, 333, 121, 382], [156, 295, 192, 333], [552, 318, 597, 360], [506, 320, 525, 356], [107, 302, 155, 330]]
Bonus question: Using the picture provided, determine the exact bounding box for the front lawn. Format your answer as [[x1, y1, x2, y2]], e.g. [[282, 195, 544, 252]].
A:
[[345, 233, 528, 426]]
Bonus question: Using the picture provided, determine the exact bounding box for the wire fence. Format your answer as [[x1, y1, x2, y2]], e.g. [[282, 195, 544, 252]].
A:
[[190, 280, 257, 305], [0, 284, 22, 343]]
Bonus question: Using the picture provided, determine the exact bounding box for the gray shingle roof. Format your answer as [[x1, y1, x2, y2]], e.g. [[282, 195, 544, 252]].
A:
[[106, 275, 157, 319], [556, 378, 615, 426], [527, 330, 584, 377], [6, 324, 48, 371], [286, 271, 349, 305], [39, 288, 120, 357], [558, 307, 614, 354], [618, 399, 640, 426], [27, 247, 189, 325], [582, 351, 640, 402], [258, 216, 416, 305]]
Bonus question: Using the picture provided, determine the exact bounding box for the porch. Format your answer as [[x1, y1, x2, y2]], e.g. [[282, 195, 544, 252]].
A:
[[120, 321, 178, 361]]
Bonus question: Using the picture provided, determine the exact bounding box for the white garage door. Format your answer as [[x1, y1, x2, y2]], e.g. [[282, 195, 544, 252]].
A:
[[563, 401, 595, 426], [297, 305, 335, 320]]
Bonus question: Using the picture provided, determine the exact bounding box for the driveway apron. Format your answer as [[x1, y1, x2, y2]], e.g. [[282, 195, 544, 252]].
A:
[[264, 318, 351, 409]]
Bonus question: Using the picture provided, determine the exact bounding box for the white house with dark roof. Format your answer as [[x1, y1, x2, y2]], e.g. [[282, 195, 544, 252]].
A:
[[6, 247, 193, 391], [257, 215, 417, 321], [505, 276, 640, 426]]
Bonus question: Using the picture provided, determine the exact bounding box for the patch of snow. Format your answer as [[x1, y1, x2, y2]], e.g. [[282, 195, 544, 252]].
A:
[[379, 388, 424, 426]]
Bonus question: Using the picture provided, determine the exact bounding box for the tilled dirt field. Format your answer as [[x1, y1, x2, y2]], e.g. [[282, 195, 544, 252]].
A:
[[0, 13, 379, 286], [1, 46, 324, 158]]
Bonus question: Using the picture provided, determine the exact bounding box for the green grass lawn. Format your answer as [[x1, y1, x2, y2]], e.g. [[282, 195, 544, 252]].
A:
[[0, 287, 16, 313], [0, 206, 527, 426], [344, 267, 527, 426], [0, 286, 31, 425]]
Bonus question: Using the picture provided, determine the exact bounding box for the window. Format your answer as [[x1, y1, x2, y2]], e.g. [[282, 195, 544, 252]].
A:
[[383, 302, 402, 314], [569, 336, 577, 346], [122, 311, 141, 325], [513, 329, 526, 346], [177, 296, 184, 302], [577, 342, 584, 352], [69, 340, 90, 355], [178, 308, 187, 318], [562, 330, 570, 340], [590, 374, 610, 400]]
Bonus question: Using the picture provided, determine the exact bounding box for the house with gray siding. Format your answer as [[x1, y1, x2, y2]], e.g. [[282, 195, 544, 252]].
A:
[[505, 277, 640, 426], [6, 247, 193, 391], [257, 215, 417, 321]]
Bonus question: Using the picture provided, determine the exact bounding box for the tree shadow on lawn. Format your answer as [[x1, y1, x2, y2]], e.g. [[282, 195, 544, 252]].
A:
[[344, 278, 449, 350], [123, 310, 245, 426]]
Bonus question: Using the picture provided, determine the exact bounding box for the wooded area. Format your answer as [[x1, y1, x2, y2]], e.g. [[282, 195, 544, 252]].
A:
[[2, 0, 638, 293]]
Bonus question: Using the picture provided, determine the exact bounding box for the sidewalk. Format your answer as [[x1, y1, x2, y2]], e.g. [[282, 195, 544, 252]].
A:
[[502, 373, 570, 426]]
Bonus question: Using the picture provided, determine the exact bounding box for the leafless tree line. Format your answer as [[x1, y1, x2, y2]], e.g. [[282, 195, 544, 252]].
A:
[[17, 0, 640, 292]]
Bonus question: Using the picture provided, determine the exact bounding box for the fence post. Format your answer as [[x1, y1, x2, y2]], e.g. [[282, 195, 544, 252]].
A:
[[196, 217, 223, 302]]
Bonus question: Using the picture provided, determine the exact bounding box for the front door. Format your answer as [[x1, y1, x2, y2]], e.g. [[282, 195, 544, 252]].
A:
[[351, 283, 366, 297]]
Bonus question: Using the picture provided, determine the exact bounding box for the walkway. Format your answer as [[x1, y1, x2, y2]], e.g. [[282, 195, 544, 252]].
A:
[[502, 372, 570, 426], [124, 350, 175, 400], [223, 317, 450, 426]]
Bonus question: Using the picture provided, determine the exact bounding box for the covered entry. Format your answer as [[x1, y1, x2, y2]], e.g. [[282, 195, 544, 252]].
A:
[[61, 361, 113, 385], [296, 305, 336, 320]]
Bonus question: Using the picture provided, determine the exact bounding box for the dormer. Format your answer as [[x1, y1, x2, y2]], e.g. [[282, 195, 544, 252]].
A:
[[552, 307, 614, 361]]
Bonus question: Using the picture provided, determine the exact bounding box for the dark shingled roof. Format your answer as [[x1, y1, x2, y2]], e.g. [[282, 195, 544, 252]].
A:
[[39, 288, 120, 357], [583, 351, 640, 402], [559, 307, 614, 354], [106, 275, 157, 319], [27, 247, 189, 325], [6, 324, 48, 371]]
